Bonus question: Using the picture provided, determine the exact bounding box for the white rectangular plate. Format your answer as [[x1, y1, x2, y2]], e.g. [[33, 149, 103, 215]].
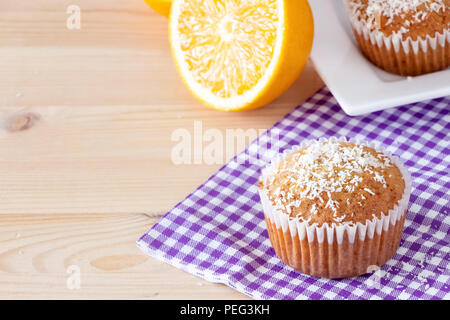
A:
[[309, 0, 450, 116]]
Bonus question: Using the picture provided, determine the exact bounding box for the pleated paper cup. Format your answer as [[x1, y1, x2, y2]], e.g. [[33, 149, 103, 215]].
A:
[[343, 0, 449, 76], [258, 137, 412, 279]]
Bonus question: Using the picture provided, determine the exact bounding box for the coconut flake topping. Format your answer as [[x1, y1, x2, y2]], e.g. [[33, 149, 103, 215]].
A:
[[347, 0, 448, 36], [267, 141, 393, 223]]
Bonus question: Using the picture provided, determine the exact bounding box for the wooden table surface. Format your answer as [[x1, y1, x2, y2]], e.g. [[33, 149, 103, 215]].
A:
[[0, 0, 324, 299]]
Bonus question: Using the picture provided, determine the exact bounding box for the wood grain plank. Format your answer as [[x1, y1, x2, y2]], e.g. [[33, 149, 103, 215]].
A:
[[0, 0, 324, 299], [0, 1, 175, 108], [0, 0, 323, 215], [0, 214, 248, 299]]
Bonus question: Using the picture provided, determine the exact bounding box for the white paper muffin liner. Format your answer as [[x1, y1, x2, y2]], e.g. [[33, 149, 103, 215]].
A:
[[342, 0, 449, 76], [258, 136, 412, 278]]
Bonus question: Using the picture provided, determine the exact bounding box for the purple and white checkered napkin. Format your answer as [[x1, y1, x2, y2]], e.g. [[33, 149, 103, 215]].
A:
[[138, 87, 450, 300]]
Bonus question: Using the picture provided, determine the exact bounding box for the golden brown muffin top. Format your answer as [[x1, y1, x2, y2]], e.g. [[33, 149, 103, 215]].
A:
[[347, 0, 449, 40], [259, 142, 405, 226]]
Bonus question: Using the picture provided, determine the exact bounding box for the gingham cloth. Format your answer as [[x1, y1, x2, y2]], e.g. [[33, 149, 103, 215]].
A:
[[138, 87, 450, 300]]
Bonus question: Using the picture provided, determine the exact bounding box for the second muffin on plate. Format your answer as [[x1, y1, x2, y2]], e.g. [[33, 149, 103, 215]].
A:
[[343, 0, 449, 76], [258, 137, 411, 279]]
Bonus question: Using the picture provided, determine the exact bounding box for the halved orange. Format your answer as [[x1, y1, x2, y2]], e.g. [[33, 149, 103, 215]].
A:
[[169, 0, 314, 111]]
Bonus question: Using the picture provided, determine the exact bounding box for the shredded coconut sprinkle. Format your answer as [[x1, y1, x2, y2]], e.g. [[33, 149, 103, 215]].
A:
[[266, 141, 396, 224], [347, 0, 448, 37]]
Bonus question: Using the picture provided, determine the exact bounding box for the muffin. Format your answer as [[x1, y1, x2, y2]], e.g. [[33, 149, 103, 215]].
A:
[[344, 0, 449, 76], [258, 137, 411, 279]]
